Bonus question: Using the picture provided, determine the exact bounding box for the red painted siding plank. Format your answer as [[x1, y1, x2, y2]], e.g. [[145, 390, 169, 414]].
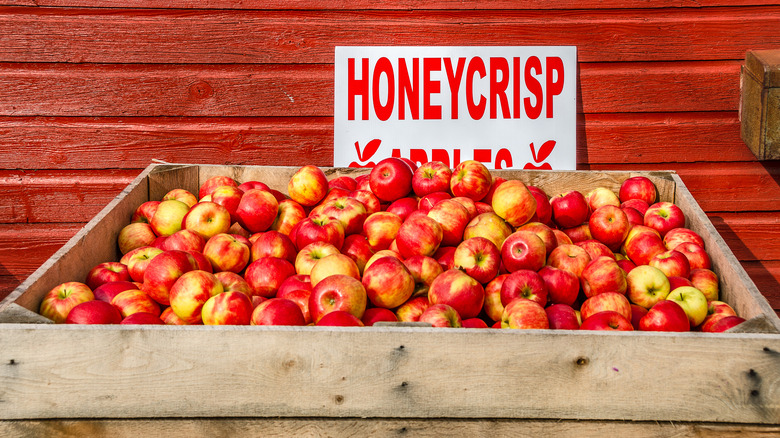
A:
[[0, 8, 778, 63], [709, 212, 780, 262]]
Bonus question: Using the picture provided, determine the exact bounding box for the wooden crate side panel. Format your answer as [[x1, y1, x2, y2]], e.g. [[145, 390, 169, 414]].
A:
[[672, 175, 780, 330], [0, 326, 777, 422], [0, 61, 741, 117], [1, 8, 779, 64], [2, 418, 779, 438], [0, 167, 153, 317]]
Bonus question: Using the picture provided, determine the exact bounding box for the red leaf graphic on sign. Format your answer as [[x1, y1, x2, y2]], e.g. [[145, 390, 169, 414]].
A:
[[530, 140, 556, 163], [354, 139, 382, 162]]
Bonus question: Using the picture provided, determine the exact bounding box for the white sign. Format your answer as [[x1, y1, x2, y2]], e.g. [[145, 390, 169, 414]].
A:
[[334, 46, 577, 170]]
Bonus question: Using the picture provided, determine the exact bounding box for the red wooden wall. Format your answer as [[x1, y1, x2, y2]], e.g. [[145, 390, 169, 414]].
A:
[[0, 1, 778, 316]]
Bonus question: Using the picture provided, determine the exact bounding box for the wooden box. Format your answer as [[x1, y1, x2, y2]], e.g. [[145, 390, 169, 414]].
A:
[[741, 49, 780, 160], [0, 163, 779, 426]]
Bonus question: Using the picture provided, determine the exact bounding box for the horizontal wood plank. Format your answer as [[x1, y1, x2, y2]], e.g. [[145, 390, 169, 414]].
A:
[[709, 212, 780, 262], [0, 112, 754, 171], [0, 7, 779, 64], [4, 0, 780, 9], [0, 170, 137, 223], [742, 260, 780, 315], [0, 60, 741, 116]]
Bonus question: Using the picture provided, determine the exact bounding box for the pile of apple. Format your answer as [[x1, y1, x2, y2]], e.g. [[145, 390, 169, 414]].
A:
[[38, 158, 745, 332]]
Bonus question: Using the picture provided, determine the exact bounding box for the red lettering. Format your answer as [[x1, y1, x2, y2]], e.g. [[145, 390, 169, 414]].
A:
[[431, 149, 451, 168], [372, 57, 395, 121], [473, 149, 492, 166], [524, 56, 543, 120], [423, 58, 442, 120], [444, 57, 466, 119], [409, 149, 429, 167], [399, 58, 419, 120], [453, 149, 461, 168], [495, 148, 513, 170], [489, 57, 510, 119], [513, 57, 521, 119], [546, 56, 564, 118], [348, 58, 369, 121], [466, 57, 487, 120]]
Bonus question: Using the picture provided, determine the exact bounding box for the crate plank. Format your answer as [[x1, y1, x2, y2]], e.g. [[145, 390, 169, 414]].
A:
[[1, 7, 779, 64], [0, 113, 753, 171], [0, 61, 740, 117], [1, 418, 779, 438], [0, 325, 777, 422]]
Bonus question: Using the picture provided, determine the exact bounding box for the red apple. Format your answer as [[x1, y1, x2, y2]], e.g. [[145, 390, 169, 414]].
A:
[[141, 250, 199, 306], [616, 258, 637, 276], [111, 288, 161, 318], [453, 237, 501, 284], [250, 230, 296, 263], [428, 269, 485, 319], [201, 291, 253, 325], [369, 157, 413, 202], [123, 246, 163, 282], [663, 227, 705, 251], [630, 304, 648, 330], [395, 212, 443, 259], [418, 191, 452, 214], [362, 256, 415, 309], [317, 310, 365, 327], [199, 175, 238, 200], [562, 223, 592, 244], [700, 300, 737, 332], [576, 239, 615, 261], [162, 229, 206, 252], [483, 177, 507, 205], [500, 269, 548, 308], [121, 312, 165, 325], [93, 280, 137, 303], [236, 189, 279, 234], [403, 255, 444, 297], [580, 292, 631, 321], [527, 186, 553, 226], [340, 234, 375, 275], [689, 268, 719, 301], [501, 298, 549, 329], [451, 196, 478, 221], [586, 187, 620, 211], [462, 317, 489, 328], [482, 274, 508, 323], [450, 160, 492, 202], [361, 307, 399, 326], [131, 200, 160, 224], [362, 211, 402, 252], [621, 206, 644, 228], [418, 303, 463, 328], [588, 205, 630, 251], [463, 212, 513, 252], [668, 275, 693, 292], [624, 229, 667, 266], [250, 297, 305, 326], [85, 262, 131, 290], [386, 197, 419, 222], [702, 315, 746, 333], [619, 176, 657, 205], [309, 274, 367, 323], [552, 229, 573, 246], [427, 199, 470, 247], [150, 199, 190, 237], [294, 241, 341, 276], [644, 202, 686, 237], [434, 246, 457, 271], [538, 266, 579, 307], [276, 288, 312, 324], [674, 242, 711, 271], [413, 161, 452, 197], [396, 296, 431, 322], [545, 303, 580, 330], [319, 197, 369, 236], [277, 274, 312, 297], [163, 188, 198, 208], [244, 257, 296, 298], [65, 300, 122, 324], [118, 222, 157, 254], [626, 265, 671, 309], [580, 311, 633, 331], [639, 300, 690, 332], [168, 270, 223, 324], [491, 179, 537, 228], [501, 230, 547, 273], [160, 307, 188, 325], [649, 249, 691, 279], [349, 189, 381, 215], [310, 253, 361, 287], [214, 271, 252, 298], [39, 282, 94, 323], [210, 185, 244, 223], [287, 165, 329, 207], [329, 175, 357, 192], [271, 198, 306, 236], [580, 256, 627, 298], [547, 244, 592, 278], [621, 198, 650, 216], [550, 190, 589, 229], [295, 214, 345, 251]]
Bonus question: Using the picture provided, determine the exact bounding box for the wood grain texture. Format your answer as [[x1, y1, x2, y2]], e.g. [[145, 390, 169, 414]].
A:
[[0, 325, 778, 422], [0, 61, 740, 117], [1, 7, 779, 64], [5, 0, 780, 9], [1, 418, 779, 438], [709, 212, 780, 262]]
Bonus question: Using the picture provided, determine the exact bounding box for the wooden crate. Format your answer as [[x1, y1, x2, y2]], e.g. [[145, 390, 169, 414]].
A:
[[0, 163, 778, 425], [741, 49, 780, 160]]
